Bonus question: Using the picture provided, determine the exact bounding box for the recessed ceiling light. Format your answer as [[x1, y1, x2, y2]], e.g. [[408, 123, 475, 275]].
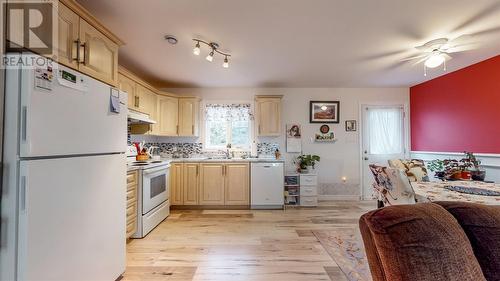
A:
[[164, 35, 178, 45]]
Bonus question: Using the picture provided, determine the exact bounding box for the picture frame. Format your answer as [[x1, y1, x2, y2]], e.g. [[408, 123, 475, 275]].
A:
[[310, 101, 340, 123], [345, 120, 357, 131]]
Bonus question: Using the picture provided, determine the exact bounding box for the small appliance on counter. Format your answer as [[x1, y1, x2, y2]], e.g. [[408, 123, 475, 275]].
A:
[[127, 145, 170, 238]]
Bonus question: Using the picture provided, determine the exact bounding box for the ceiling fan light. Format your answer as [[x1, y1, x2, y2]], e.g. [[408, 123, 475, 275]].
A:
[[425, 53, 445, 68]]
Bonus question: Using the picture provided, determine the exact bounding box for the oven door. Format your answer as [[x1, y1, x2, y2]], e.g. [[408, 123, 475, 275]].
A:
[[142, 165, 170, 214]]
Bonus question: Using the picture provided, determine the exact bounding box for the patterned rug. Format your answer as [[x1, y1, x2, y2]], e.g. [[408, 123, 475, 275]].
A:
[[313, 228, 372, 281]]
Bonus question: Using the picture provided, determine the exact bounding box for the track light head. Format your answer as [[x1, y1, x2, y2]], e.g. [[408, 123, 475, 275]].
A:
[[206, 50, 214, 62], [193, 41, 201, 55]]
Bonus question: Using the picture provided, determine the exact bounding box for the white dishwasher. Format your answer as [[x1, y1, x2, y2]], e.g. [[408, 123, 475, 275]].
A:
[[251, 162, 284, 209]]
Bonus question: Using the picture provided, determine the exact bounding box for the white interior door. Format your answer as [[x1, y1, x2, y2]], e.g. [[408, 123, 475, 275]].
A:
[[361, 105, 407, 199], [17, 154, 126, 281]]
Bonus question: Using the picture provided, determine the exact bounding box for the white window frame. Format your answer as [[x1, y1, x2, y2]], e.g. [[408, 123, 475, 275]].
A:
[[202, 100, 255, 151]]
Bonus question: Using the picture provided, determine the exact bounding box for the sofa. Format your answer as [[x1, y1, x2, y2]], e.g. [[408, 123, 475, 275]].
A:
[[359, 202, 500, 281]]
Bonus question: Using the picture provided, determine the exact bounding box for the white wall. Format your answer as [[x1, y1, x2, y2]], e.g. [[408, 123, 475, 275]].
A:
[[164, 87, 409, 198]]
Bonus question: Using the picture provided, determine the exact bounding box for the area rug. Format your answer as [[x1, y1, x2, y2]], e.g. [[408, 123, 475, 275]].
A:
[[313, 228, 372, 281]]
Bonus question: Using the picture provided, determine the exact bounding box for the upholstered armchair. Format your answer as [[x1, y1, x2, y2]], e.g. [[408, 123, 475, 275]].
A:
[[359, 202, 500, 281]]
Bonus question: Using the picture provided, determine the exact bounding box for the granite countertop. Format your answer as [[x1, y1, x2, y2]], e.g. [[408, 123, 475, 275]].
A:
[[167, 157, 285, 163], [127, 157, 285, 172]]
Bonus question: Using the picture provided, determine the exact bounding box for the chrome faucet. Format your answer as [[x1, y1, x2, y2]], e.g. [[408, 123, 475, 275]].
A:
[[225, 143, 232, 159]]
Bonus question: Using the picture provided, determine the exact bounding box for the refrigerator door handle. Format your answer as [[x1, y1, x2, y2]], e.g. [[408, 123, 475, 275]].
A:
[[20, 175, 27, 212], [21, 106, 28, 141]]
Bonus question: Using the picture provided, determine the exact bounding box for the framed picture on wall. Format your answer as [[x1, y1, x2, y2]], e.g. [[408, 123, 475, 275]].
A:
[[345, 120, 357, 131], [310, 101, 340, 123]]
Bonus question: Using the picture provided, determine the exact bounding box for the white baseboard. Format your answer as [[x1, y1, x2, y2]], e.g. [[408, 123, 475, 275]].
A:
[[318, 195, 360, 201]]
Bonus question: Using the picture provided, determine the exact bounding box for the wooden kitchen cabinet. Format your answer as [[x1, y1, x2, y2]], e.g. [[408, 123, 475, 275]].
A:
[[170, 162, 250, 207], [256, 96, 282, 136], [158, 96, 179, 136], [78, 19, 119, 86], [118, 73, 137, 110], [178, 98, 200, 136], [199, 163, 225, 205], [136, 85, 157, 116], [170, 163, 184, 205], [224, 163, 250, 205], [56, 3, 79, 69], [183, 163, 200, 205], [126, 171, 138, 238], [10, 1, 123, 86]]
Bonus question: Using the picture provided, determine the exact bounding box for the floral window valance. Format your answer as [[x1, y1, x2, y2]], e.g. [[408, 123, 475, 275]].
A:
[[205, 104, 253, 122]]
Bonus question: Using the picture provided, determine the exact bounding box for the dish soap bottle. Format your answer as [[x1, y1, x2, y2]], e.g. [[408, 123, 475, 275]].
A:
[[275, 148, 281, 159]]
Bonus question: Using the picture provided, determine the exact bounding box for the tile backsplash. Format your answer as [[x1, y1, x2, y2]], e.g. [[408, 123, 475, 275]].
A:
[[257, 142, 280, 155], [144, 142, 203, 155], [133, 140, 280, 158]]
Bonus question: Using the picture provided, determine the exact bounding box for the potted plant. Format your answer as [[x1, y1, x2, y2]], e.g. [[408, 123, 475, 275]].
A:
[[296, 154, 320, 173], [443, 159, 463, 180], [427, 159, 445, 179], [462, 151, 486, 181]]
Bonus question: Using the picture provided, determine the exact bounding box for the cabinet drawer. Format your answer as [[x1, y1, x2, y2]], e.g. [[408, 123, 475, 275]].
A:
[[300, 186, 318, 196], [300, 196, 318, 206], [127, 172, 137, 185], [126, 202, 137, 218], [126, 188, 137, 201], [126, 218, 137, 238], [127, 182, 136, 192], [300, 175, 317, 186]]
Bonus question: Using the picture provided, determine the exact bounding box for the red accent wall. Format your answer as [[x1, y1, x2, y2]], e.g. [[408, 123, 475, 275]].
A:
[[410, 55, 500, 153]]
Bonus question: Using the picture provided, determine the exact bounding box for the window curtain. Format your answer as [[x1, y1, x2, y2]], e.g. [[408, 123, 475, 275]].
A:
[[205, 104, 252, 122], [368, 107, 403, 154]]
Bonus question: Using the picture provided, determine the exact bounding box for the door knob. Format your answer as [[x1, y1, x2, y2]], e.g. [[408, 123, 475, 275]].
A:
[[364, 157, 369, 160]]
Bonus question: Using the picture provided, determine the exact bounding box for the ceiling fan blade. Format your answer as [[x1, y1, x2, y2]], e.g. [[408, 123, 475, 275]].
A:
[[412, 56, 429, 66], [443, 53, 452, 60], [400, 54, 429, 61], [445, 44, 478, 53], [415, 45, 430, 51], [449, 34, 473, 44]]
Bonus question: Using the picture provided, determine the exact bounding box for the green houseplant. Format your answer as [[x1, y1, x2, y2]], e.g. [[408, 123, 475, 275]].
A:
[[296, 154, 320, 173], [427, 159, 446, 179], [462, 151, 486, 181]]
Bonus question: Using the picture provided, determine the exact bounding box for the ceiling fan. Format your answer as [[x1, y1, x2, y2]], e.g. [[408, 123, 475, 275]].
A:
[[403, 35, 475, 75]]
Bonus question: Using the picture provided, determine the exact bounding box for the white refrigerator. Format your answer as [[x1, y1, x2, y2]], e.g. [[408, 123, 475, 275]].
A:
[[1, 54, 127, 281]]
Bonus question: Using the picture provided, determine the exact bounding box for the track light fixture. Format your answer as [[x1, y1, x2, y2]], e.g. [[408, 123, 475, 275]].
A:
[[193, 39, 231, 68]]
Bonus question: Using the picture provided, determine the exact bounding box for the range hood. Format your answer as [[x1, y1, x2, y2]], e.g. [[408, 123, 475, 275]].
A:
[[128, 109, 156, 124]]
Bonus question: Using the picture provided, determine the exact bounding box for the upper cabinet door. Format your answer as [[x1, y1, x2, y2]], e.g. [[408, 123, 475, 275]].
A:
[[118, 74, 137, 110], [136, 85, 156, 116], [56, 3, 79, 69], [78, 19, 119, 86], [178, 98, 199, 137], [158, 96, 179, 136], [256, 97, 282, 136]]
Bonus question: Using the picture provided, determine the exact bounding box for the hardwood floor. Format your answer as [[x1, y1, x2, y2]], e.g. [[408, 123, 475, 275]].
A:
[[124, 201, 376, 281]]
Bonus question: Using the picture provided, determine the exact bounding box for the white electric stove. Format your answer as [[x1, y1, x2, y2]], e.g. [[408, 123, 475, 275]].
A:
[[127, 145, 170, 238]]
